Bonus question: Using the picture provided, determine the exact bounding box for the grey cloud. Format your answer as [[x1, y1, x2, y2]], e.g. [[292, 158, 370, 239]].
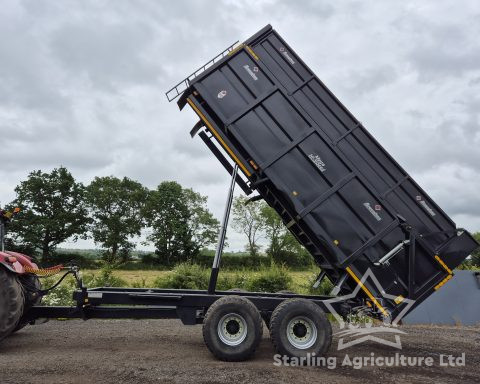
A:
[[399, 13, 480, 81], [51, 21, 160, 90], [344, 65, 398, 95]]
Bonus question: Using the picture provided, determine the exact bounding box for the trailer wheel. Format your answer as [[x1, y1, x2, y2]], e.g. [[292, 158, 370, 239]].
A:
[[263, 291, 298, 328], [269, 298, 332, 360], [0, 268, 25, 341], [202, 295, 263, 361], [13, 274, 42, 332]]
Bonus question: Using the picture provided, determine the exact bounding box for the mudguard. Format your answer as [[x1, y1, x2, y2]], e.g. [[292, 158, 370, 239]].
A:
[[0, 251, 38, 274]]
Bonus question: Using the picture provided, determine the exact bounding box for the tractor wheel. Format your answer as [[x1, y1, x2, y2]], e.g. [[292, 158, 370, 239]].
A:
[[12, 274, 42, 332], [0, 267, 25, 341], [202, 295, 263, 361]]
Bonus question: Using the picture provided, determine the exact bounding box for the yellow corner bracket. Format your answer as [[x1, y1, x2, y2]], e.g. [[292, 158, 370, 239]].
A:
[[434, 255, 453, 275], [186, 98, 251, 177], [433, 255, 454, 291], [227, 44, 259, 61], [434, 273, 453, 290]]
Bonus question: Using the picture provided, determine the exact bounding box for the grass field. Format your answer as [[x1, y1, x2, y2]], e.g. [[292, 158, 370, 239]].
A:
[[81, 269, 317, 294]]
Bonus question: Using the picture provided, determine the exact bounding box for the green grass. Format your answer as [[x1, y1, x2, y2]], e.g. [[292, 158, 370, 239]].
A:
[[81, 269, 316, 292], [40, 266, 329, 306]]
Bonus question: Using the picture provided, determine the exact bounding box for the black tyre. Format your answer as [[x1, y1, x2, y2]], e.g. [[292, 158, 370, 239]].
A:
[[13, 274, 42, 332], [202, 295, 263, 361], [0, 267, 25, 341], [263, 291, 298, 328], [270, 298, 332, 360]]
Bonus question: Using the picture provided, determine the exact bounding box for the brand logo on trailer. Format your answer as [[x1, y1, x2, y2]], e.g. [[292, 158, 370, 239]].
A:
[[308, 153, 327, 172], [324, 268, 415, 350], [243, 65, 258, 81], [363, 202, 382, 221], [279, 46, 295, 65], [217, 90, 227, 99], [415, 196, 436, 217]]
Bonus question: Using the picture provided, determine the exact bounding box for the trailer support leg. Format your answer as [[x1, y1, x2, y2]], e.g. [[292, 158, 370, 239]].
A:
[[312, 270, 327, 289], [208, 165, 238, 294]]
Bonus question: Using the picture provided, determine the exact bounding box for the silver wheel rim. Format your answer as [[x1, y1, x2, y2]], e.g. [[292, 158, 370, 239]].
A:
[[217, 313, 248, 346], [286, 316, 317, 349]]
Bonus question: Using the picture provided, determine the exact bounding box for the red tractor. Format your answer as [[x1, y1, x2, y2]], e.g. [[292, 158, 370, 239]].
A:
[[0, 208, 43, 341]]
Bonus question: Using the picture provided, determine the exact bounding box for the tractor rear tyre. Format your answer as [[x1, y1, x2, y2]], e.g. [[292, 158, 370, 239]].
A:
[[13, 274, 42, 332], [0, 267, 25, 341]]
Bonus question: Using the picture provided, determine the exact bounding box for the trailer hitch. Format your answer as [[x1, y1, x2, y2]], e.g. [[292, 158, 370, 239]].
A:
[[37, 265, 83, 297]]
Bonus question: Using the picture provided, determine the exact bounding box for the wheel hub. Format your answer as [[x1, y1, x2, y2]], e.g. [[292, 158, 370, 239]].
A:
[[293, 322, 307, 338], [226, 319, 240, 335], [217, 313, 248, 346], [286, 316, 318, 349]]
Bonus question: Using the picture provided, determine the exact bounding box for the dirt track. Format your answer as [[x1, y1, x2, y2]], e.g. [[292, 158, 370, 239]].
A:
[[1, 319, 478, 384]]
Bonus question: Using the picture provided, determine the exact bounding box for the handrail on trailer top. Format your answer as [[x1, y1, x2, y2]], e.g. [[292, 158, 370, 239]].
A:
[[165, 40, 239, 102]]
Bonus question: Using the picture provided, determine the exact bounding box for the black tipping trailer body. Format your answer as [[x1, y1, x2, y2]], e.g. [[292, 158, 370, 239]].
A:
[[175, 25, 479, 320]]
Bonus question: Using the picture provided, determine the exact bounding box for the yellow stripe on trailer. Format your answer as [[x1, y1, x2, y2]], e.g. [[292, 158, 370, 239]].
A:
[[186, 98, 251, 176], [345, 267, 389, 317], [434, 255, 453, 275], [434, 273, 453, 290], [227, 44, 245, 56], [245, 46, 259, 60]]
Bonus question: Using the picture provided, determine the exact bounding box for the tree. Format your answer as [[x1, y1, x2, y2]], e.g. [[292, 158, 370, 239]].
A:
[[183, 188, 220, 251], [261, 205, 297, 260], [232, 196, 265, 257], [145, 182, 219, 265], [260, 205, 314, 268], [8, 167, 89, 261], [86, 176, 148, 264]]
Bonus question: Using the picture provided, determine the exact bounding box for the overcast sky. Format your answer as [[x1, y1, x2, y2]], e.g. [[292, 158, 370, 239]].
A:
[[1, 0, 479, 251]]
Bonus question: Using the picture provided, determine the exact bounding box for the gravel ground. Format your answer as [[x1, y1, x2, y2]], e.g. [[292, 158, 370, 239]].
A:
[[1, 319, 479, 384]]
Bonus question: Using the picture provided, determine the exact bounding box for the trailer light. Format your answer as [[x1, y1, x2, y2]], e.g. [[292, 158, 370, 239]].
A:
[[249, 160, 258, 170], [394, 295, 405, 305]]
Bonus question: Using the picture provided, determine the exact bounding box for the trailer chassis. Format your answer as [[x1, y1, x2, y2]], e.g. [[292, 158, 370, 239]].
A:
[[25, 287, 347, 325]]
